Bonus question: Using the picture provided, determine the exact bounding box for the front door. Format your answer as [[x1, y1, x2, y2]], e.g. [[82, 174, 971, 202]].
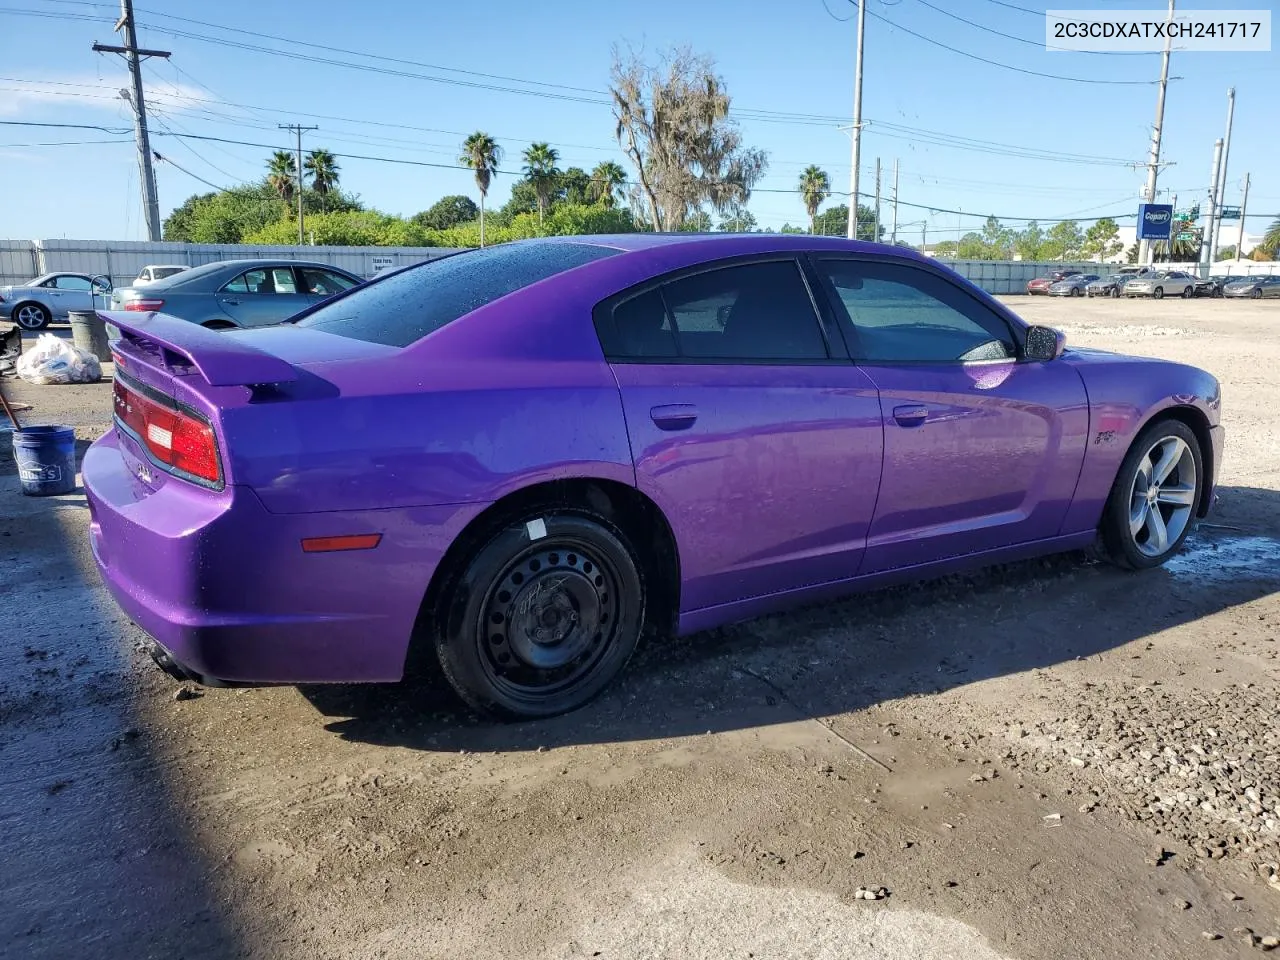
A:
[[47, 275, 95, 317], [810, 256, 1090, 573], [601, 257, 884, 613]]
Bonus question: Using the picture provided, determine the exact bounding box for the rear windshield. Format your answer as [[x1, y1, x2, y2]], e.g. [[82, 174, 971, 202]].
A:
[[293, 242, 621, 347]]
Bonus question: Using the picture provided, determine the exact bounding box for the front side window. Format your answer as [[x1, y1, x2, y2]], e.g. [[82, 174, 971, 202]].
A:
[[818, 259, 1016, 364], [298, 268, 357, 296], [54, 275, 93, 291]]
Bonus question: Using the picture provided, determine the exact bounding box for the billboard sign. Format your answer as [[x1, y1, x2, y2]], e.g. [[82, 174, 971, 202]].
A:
[[1137, 203, 1174, 241]]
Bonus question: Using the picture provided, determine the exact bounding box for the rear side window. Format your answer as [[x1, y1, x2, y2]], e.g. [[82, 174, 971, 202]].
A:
[[605, 259, 829, 362], [294, 242, 620, 347]]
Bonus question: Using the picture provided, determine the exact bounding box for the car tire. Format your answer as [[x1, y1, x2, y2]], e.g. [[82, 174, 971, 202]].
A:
[[1110, 288, 1120, 298], [13, 302, 51, 331], [1101, 418, 1203, 571], [1252, 289, 1262, 300], [1213, 288, 1223, 298], [1071, 287, 1082, 297], [434, 512, 645, 721], [1153, 287, 1164, 300], [1181, 286, 1193, 299]]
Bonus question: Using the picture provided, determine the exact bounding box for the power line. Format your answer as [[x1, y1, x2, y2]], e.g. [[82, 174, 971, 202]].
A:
[[846, 0, 1158, 85], [912, 0, 1151, 56]]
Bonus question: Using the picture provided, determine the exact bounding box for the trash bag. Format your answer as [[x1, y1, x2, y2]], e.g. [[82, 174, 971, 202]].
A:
[[15, 333, 102, 385]]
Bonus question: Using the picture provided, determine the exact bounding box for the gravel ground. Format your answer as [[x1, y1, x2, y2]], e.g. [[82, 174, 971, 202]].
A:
[[2, 298, 1279, 959]]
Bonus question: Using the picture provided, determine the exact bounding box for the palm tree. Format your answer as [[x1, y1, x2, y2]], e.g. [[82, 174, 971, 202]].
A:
[[267, 150, 297, 206], [798, 165, 831, 235], [304, 149, 340, 208], [460, 131, 502, 247], [588, 161, 627, 210], [1262, 217, 1280, 259], [522, 142, 561, 226]]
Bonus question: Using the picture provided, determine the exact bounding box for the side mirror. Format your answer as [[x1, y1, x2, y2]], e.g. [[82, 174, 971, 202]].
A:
[[1024, 325, 1066, 362]]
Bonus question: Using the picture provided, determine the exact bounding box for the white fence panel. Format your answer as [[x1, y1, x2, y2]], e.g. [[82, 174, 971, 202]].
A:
[[0, 240, 39, 286]]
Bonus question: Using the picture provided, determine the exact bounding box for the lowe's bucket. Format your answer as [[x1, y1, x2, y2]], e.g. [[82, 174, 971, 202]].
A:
[[13, 425, 77, 496]]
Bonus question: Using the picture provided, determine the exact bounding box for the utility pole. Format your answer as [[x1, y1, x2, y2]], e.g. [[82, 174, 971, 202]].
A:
[[890, 158, 899, 244], [846, 0, 867, 240], [279, 124, 318, 246], [1138, 0, 1175, 266], [1201, 138, 1223, 269], [921, 222, 927, 254], [92, 0, 169, 241], [1234, 172, 1250, 261], [873, 158, 881, 243], [1210, 87, 1235, 261]]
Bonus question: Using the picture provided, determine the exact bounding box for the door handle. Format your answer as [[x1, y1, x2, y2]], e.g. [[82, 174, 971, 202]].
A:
[[650, 404, 698, 431], [893, 404, 928, 426], [221, 297, 240, 305]]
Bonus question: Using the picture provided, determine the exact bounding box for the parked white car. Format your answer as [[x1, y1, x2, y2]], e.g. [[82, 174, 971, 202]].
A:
[[1123, 270, 1198, 300], [133, 264, 190, 286]]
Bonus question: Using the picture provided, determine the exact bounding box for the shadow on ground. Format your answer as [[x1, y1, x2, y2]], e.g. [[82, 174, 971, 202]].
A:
[[301, 484, 1280, 755], [0, 444, 244, 960]]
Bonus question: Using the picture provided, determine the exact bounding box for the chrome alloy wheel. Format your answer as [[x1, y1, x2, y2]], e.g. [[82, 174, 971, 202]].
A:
[[1128, 435, 1198, 558]]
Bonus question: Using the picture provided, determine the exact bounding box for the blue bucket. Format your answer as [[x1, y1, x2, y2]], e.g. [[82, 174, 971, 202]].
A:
[[12, 425, 77, 497]]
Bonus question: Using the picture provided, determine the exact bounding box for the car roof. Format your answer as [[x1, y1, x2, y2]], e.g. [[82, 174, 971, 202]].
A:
[[510, 232, 941, 266]]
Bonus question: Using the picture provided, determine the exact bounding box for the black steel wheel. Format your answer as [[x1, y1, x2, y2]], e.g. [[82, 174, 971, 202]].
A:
[[435, 513, 645, 720]]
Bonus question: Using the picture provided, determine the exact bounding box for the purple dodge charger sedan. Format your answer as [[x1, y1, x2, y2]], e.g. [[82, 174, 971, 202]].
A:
[[84, 235, 1224, 720]]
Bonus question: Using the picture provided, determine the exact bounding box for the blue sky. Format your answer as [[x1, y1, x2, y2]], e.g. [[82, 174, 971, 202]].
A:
[[3, 0, 1276, 243]]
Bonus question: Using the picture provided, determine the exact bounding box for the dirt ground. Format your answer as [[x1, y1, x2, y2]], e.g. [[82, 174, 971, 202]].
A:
[[2, 296, 1279, 960]]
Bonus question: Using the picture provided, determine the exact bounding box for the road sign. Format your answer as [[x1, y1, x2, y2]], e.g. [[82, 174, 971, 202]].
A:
[[1220, 207, 1242, 221], [1137, 203, 1174, 241]]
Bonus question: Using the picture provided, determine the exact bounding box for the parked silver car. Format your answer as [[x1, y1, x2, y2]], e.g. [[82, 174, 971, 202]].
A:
[[1223, 276, 1280, 299], [0, 272, 113, 330], [1047, 273, 1100, 297], [133, 264, 190, 286], [110, 258, 361, 329], [1123, 270, 1197, 300]]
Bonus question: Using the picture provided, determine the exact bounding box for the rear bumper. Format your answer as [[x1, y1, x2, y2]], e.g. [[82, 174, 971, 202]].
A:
[[83, 429, 483, 685]]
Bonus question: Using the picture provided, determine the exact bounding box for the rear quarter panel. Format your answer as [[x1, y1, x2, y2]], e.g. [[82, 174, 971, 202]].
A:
[[1059, 349, 1222, 533]]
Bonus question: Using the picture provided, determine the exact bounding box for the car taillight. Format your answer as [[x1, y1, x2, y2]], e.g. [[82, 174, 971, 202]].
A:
[[124, 299, 165, 311], [112, 377, 221, 485]]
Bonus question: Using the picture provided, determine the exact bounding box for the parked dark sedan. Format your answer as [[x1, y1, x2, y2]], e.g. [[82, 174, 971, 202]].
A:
[[1192, 276, 1230, 298], [110, 258, 361, 329], [1086, 274, 1130, 298]]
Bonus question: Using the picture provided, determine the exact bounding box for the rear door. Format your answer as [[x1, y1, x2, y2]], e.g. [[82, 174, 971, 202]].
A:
[[217, 266, 311, 327], [811, 256, 1090, 573], [597, 256, 884, 613]]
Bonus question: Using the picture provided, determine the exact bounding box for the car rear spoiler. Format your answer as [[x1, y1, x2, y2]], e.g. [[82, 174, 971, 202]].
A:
[[98, 310, 298, 387]]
